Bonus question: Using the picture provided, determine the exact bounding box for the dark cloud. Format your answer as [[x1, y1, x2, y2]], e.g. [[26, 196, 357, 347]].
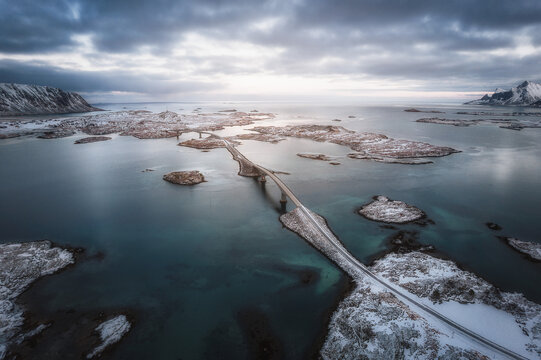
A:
[[0, 59, 221, 95], [1, 0, 540, 96]]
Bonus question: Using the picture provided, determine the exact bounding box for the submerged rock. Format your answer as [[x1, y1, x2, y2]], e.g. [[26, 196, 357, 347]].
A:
[[236, 308, 284, 360], [87, 315, 131, 359], [358, 196, 425, 224], [485, 222, 502, 231], [74, 136, 112, 144], [163, 171, 206, 185], [0, 241, 74, 358]]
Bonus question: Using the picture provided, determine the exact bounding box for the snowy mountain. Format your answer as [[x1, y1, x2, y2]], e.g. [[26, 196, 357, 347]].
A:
[[0, 83, 102, 116], [466, 81, 541, 106]]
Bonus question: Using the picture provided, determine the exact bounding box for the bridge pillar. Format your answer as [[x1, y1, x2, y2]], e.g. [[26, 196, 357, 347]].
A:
[[259, 175, 266, 183], [280, 191, 287, 204], [199, 132, 202, 139]]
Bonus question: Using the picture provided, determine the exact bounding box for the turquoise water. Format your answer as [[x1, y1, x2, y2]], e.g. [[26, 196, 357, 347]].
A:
[[1, 102, 540, 358]]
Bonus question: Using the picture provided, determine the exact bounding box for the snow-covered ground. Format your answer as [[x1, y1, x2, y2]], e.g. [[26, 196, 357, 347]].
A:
[[321, 251, 541, 359], [0, 110, 274, 139], [280, 208, 541, 359], [87, 315, 131, 359], [249, 124, 459, 162], [0, 241, 74, 359]]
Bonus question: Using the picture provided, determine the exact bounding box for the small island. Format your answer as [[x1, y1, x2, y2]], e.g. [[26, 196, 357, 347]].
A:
[[499, 237, 541, 261], [297, 153, 332, 161], [87, 315, 132, 359], [74, 136, 112, 144], [163, 171, 206, 185], [358, 195, 425, 224]]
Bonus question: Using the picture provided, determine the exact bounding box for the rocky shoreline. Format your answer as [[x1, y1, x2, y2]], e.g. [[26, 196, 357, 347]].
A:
[[499, 237, 541, 262], [0, 241, 76, 359], [0, 241, 133, 359]]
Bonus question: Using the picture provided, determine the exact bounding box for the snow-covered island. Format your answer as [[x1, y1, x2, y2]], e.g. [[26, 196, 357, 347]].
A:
[[416, 117, 541, 131], [466, 80, 541, 106], [500, 237, 541, 261], [247, 125, 459, 163], [322, 251, 541, 359], [0, 83, 102, 116], [358, 196, 426, 224], [297, 153, 332, 161], [0, 241, 74, 359], [87, 315, 131, 359]]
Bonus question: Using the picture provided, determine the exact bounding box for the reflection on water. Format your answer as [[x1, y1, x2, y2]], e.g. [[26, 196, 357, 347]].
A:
[[1, 102, 540, 358]]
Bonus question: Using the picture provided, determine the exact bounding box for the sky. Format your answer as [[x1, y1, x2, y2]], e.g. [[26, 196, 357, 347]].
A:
[[1, 0, 541, 103]]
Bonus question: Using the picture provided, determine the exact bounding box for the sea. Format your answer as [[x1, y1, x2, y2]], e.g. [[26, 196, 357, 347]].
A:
[[1, 102, 540, 359]]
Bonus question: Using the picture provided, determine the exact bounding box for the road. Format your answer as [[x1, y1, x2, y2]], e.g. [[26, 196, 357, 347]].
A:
[[219, 136, 529, 360]]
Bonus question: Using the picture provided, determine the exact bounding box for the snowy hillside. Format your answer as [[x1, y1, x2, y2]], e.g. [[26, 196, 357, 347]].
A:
[[0, 83, 101, 116], [466, 81, 541, 106]]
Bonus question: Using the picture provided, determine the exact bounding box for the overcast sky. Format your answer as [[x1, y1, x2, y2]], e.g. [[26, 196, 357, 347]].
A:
[[1, 0, 540, 102]]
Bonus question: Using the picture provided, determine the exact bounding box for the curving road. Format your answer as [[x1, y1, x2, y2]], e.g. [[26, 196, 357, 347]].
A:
[[218, 136, 529, 360]]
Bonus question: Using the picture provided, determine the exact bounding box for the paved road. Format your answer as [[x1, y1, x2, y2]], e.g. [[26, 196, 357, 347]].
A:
[[219, 136, 529, 360]]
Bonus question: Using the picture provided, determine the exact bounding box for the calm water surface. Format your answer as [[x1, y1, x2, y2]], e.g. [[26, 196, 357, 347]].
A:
[[1, 102, 540, 359]]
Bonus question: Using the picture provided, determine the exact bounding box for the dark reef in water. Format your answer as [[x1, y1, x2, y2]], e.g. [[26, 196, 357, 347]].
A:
[[236, 307, 284, 360]]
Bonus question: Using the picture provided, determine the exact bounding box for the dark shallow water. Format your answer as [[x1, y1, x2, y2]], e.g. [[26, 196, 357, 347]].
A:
[[1, 102, 540, 359]]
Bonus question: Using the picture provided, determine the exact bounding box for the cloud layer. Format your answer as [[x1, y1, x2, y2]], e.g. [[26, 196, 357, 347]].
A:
[[1, 0, 540, 101]]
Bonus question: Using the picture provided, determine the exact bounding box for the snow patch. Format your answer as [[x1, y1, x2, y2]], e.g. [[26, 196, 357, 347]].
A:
[[87, 315, 131, 359]]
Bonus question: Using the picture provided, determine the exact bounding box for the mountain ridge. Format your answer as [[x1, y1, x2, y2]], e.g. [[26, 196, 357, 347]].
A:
[[466, 81, 541, 106], [0, 83, 102, 116]]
